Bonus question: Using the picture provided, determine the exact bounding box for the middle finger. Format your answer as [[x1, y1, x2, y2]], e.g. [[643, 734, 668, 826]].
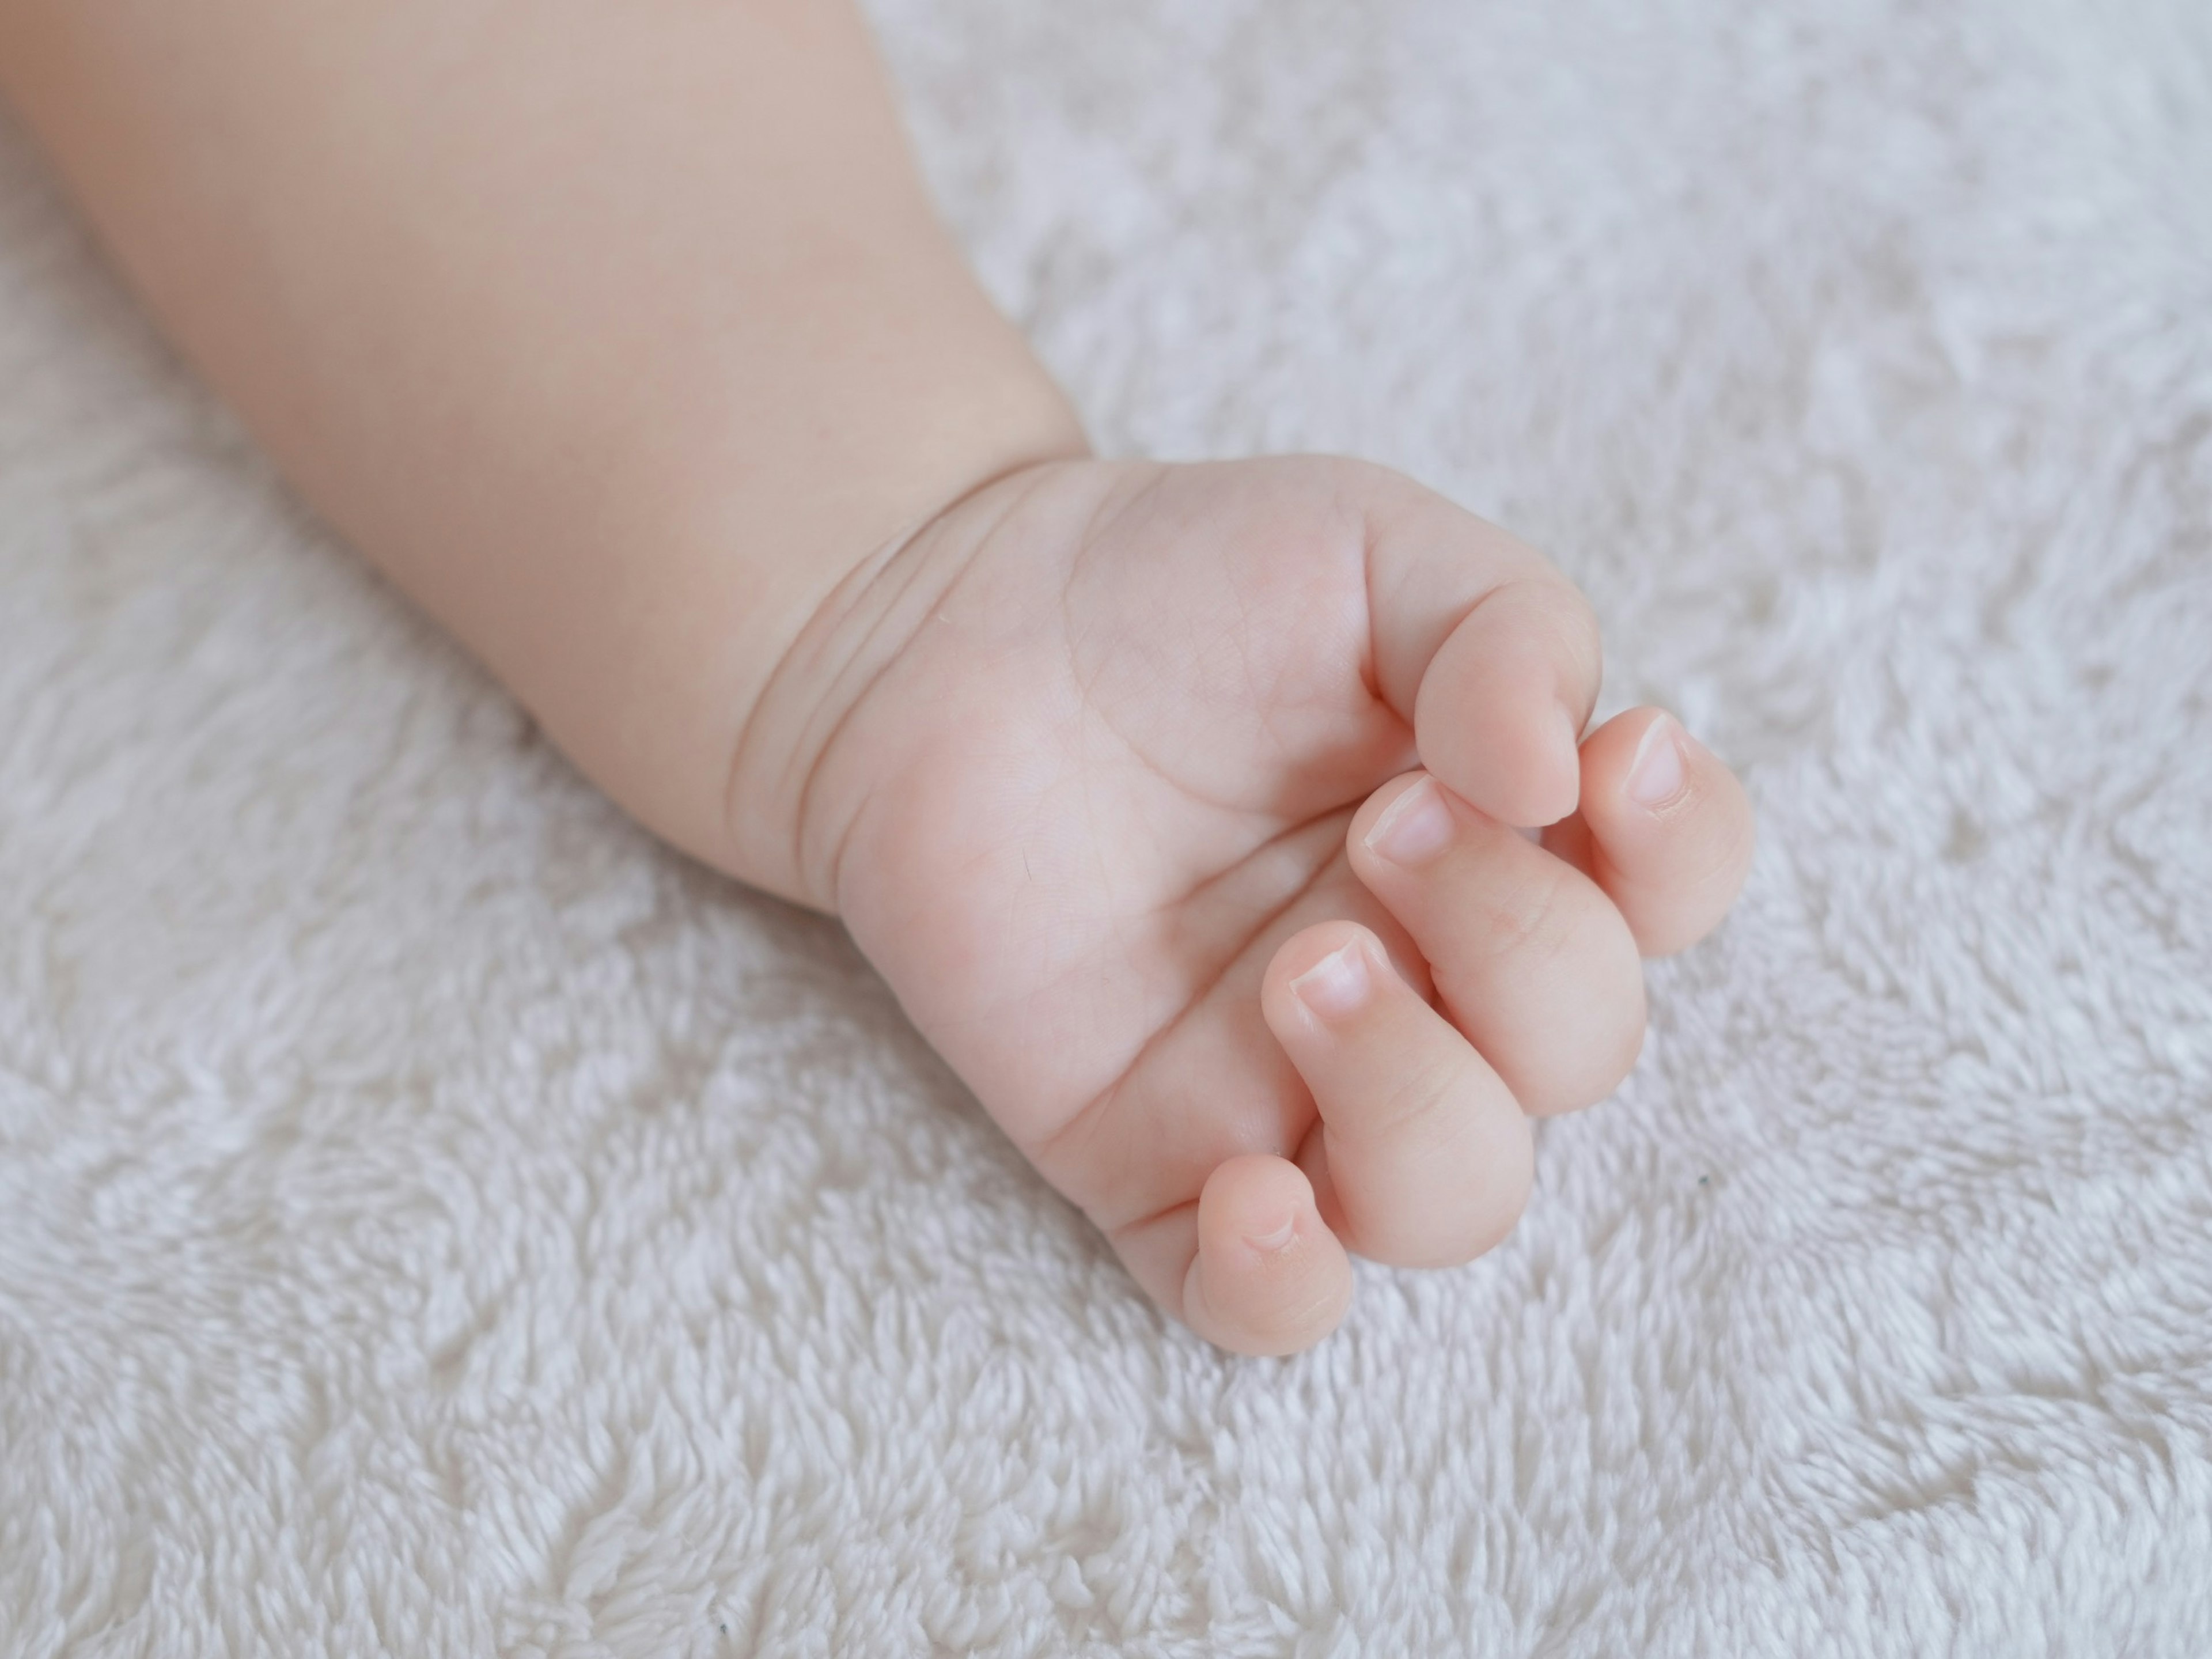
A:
[[1346, 771, 1646, 1115]]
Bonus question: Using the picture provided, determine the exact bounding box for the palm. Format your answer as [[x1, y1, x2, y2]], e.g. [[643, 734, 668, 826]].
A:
[[839, 463, 1411, 1202]]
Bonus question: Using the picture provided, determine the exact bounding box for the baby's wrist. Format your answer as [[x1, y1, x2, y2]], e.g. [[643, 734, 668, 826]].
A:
[[713, 428, 1089, 911]]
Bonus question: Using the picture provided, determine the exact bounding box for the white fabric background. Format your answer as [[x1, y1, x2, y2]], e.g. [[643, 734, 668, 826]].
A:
[[4, 0, 2210, 1652]]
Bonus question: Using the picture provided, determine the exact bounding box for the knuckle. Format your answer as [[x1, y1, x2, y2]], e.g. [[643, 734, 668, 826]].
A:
[[1353, 1055, 1469, 1143], [1514, 949, 1646, 1116], [1465, 854, 1585, 962]]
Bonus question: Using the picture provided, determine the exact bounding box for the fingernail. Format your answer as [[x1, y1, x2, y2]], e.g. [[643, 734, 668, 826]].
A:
[[1627, 714, 1687, 808], [1245, 1216, 1298, 1253], [1364, 776, 1455, 866], [1290, 940, 1372, 1022]]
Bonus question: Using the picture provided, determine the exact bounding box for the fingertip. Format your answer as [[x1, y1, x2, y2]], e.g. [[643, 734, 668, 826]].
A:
[[1183, 1154, 1353, 1357], [1412, 581, 1598, 828], [1578, 707, 1756, 956], [1499, 699, 1587, 828], [1425, 688, 1584, 829]]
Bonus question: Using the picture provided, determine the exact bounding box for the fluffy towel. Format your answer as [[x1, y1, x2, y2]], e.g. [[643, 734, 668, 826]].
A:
[[3, 0, 2209, 1652]]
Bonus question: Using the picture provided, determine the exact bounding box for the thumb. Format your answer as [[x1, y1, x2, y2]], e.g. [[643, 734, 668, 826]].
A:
[[1360, 468, 1601, 828]]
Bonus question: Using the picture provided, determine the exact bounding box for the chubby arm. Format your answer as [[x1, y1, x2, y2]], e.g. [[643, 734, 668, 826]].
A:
[[0, 0, 1084, 899]]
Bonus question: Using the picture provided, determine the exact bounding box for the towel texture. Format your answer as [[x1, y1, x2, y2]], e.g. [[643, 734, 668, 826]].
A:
[[3, 0, 2210, 1653]]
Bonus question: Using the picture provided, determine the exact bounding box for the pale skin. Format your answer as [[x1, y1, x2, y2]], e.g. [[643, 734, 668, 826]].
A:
[[0, 0, 1753, 1354]]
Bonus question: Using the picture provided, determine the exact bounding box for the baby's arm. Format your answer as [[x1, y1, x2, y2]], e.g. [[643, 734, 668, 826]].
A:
[[0, 0, 1083, 904], [2, 1, 1754, 1354]]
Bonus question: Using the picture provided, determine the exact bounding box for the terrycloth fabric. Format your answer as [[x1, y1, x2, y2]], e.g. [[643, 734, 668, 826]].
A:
[[3, 0, 2210, 1651]]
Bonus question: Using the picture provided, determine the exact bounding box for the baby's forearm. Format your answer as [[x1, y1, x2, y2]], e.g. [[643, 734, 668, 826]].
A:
[[0, 0, 1084, 900]]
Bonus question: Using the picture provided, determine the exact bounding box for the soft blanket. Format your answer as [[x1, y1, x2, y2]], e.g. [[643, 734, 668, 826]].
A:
[[3, 0, 2209, 1652]]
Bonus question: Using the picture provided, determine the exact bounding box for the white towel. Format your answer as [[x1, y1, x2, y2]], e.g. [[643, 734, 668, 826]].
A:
[[3, 0, 2209, 1652]]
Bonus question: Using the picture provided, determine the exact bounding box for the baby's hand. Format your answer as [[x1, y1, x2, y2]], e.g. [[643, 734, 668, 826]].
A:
[[763, 457, 1753, 1353]]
